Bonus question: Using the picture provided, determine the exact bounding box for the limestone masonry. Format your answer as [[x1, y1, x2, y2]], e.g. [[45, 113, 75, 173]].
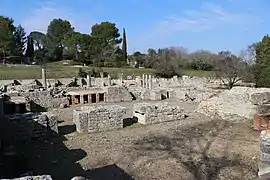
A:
[[73, 105, 128, 133], [133, 102, 185, 125]]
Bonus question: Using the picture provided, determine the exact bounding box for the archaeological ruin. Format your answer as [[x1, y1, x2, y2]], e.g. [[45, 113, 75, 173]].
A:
[[2, 67, 270, 179]]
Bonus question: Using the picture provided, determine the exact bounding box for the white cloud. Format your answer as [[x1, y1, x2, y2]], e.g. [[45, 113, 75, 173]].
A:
[[155, 2, 262, 35], [21, 1, 96, 35]]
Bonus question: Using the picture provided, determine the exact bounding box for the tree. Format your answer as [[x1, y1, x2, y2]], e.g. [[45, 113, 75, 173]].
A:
[[122, 28, 128, 64], [13, 25, 26, 56], [47, 19, 74, 47], [240, 43, 257, 65], [254, 35, 270, 87], [0, 16, 15, 63], [91, 22, 122, 61], [214, 51, 247, 89], [154, 48, 182, 78], [46, 19, 74, 61], [29, 31, 47, 50], [25, 36, 34, 58]]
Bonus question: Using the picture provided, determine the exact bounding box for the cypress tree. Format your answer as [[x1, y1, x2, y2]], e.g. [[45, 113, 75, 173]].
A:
[[25, 36, 34, 58], [122, 28, 128, 64]]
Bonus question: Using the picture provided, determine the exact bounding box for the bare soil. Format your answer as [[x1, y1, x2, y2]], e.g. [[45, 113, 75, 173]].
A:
[[19, 101, 260, 180]]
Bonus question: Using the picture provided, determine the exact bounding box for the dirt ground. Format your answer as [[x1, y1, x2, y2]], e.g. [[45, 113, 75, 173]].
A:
[[19, 100, 260, 180]]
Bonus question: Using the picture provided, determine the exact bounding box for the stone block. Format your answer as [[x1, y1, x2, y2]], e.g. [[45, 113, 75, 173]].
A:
[[73, 110, 88, 133], [251, 92, 270, 105], [258, 104, 270, 115], [73, 105, 127, 133], [133, 102, 185, 125]]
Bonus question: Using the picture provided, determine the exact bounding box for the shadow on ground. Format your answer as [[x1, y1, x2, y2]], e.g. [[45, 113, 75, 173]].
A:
[[132, 119, 258, 180], [0, 116, 133, 180]]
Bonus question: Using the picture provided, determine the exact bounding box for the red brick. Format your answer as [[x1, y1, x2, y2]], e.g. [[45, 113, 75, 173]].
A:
[[254, 114, 270, 131]]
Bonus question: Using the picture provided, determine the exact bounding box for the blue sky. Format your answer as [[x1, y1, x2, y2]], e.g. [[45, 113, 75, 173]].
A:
[[1, 0, 270, 54]]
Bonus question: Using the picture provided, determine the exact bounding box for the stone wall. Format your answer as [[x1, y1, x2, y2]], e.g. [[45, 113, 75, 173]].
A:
[[5, 112, 58, 140], [133, 102, 185, 125], [258, 130, 270, 179], [73, 105, 127, 133], [2, 175, 53, 180], [21, 91, 68, 111], [106, 86, 133, 103], [196, 87, 270, 121]]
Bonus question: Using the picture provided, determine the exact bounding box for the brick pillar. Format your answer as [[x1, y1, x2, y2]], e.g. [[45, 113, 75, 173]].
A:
[[71, 95, 76, 105], [96, 93, 99, 103], [80, 95, 84, 104], [88, 94, 92, 103]]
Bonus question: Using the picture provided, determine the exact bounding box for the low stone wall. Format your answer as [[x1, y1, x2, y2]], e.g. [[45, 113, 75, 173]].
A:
[[21, 91, 68, 111], [2, 175, 53, 180], [258, 130, 270, 179], [133, 102, 185, 125], [73, 105, 127, 133], [106, 86, 133, 103], [196, 87, 270, 121], [5, 112, 58, 140]]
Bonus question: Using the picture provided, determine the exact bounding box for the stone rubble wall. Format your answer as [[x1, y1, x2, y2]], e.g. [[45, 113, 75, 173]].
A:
[[21, 91, 68, 111], [106, 86, 133, 103], [196, 87, 270, 121], [133, 102, 185, 125], [258, 130, 270, 179], [128, 87, 176, 101], [4, 112, 58, 140], [73, 105, 127, 133], [1, 175, 53, 180]]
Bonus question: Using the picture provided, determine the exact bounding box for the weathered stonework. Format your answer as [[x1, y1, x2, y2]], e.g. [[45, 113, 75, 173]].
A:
[[133, 102, 185, 125], [73, 105, 128, 133], [21, 91, 68, 111], [196, 87, 270, 121], [259, 130, 270, 178], [5, 112, 58, 140], [106, 86, 133, 103], [2, 175, 53, 180]]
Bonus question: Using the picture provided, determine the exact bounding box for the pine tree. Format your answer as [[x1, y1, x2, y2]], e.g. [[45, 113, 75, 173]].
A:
[[122, 28, 128, 64]]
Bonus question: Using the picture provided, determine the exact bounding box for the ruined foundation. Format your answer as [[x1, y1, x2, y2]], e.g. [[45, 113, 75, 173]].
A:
[[133, 102, 185, 125], [5, 112, 58, 140], [73, 105, 128, 133]]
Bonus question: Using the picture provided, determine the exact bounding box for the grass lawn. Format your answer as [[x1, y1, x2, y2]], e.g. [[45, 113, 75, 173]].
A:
[[0, 61, 214, 80]]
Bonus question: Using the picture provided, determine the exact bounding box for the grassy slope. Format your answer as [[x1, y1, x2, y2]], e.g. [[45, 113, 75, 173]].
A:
[[0, 61, 214, 80]]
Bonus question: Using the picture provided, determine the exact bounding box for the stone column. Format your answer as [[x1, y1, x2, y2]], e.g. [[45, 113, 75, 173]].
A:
[[41, 68, 47, 89], [119, 73, 123, 86], [100, 72, 104, 87], [145, 75, 149, 89], [149, 75, 152, 89], [142, 74, 145, 88], [86, 74, 91, 88], [108, 75, 111, 86], [259, 130, 270, 178]]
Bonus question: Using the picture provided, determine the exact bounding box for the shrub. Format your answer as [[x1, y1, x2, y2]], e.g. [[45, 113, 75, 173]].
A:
[[104, 61, 115, 67], [154, 66, 182, 78]]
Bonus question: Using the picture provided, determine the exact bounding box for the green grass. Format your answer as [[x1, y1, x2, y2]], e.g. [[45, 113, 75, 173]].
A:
[[0, 61, 214, 80]]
